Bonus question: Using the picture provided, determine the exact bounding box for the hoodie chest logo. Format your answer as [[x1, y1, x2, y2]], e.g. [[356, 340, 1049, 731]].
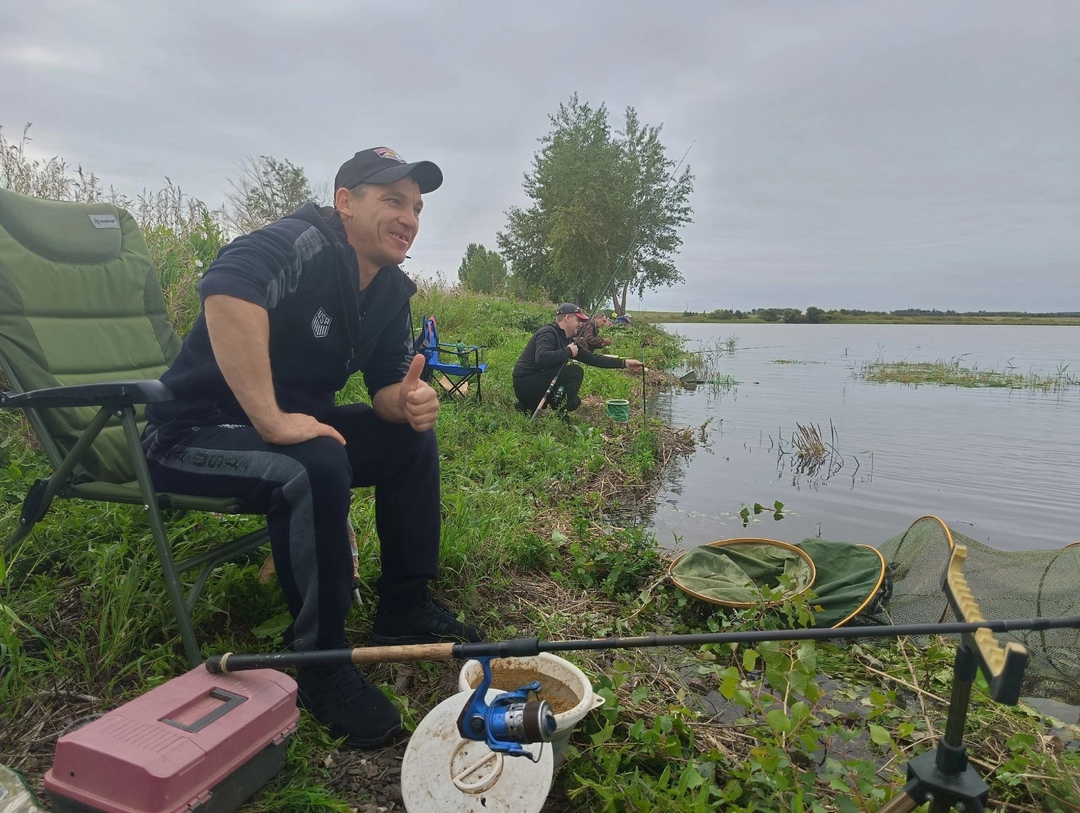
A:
[[311, 307, 332, 338]]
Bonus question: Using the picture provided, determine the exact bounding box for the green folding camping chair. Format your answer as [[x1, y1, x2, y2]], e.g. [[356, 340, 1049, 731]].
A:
[[0, 187, 269, 667]]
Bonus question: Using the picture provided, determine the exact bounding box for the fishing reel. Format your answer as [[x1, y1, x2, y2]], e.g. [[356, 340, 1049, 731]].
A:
[[455, 656, 556, 759]]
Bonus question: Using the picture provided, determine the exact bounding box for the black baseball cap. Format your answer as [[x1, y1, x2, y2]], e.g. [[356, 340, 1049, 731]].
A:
[[556, 303, 588, 321], [334, 147, 443, 194]]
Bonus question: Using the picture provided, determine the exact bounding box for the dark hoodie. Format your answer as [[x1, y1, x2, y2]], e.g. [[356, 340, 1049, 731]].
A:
[[145, 203, 416, 435], [513, 320, 626, 384]]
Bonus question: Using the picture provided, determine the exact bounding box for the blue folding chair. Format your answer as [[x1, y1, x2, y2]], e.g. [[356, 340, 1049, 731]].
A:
[[416, 316, 486, 401]]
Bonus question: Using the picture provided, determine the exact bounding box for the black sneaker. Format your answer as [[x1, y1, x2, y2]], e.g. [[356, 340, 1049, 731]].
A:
[[296, 663, 401, 749], [370, 594, 485, 645]]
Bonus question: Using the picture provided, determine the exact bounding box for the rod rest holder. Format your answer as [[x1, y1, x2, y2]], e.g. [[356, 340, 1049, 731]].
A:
[[943, 545, 1029, 704]]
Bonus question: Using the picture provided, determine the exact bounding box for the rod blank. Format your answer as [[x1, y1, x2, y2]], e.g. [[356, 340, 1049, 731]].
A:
[[205, 616, 1080, 674]]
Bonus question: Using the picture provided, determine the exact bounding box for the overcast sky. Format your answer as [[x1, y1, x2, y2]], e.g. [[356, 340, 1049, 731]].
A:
[[4, 0, 1078, 313]]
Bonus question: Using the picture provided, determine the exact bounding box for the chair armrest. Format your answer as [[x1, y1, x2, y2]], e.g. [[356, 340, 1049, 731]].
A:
[[0, 379, 175, 410], [435, 342, 482, 352], [435, 342, 486, 363]]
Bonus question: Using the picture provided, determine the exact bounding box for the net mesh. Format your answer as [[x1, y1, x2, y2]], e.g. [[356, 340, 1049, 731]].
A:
[[878, 516, 1080, 703]]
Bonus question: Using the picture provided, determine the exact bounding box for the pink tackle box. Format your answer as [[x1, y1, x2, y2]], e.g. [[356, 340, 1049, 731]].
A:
[[44, 666, 298, 813]]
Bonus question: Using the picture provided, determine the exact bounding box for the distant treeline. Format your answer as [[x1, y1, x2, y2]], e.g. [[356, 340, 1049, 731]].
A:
[[675, 307, 1080, 323]]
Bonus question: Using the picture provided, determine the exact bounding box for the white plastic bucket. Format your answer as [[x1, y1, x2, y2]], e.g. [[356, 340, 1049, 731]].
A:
[[401, 689, 553, 813], [458, 652, 604, 768]]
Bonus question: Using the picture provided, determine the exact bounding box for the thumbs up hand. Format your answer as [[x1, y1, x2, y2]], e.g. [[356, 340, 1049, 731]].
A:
[[399, 353, 440, 432]]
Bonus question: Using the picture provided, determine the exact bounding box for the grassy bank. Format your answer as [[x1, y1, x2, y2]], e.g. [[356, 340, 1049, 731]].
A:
[[2, 289, 1078, 812]]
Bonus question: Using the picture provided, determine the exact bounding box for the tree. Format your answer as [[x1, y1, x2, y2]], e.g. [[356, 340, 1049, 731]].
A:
[[782, 308, 805, 323], [457, 243, 508, 294], [497, 95, 693, 314], [755, 308, 784, 323], [225, 155, 315, 235]]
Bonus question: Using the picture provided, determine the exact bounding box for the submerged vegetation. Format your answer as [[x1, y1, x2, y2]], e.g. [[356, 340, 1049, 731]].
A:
[[856, 359, 1078, 392]]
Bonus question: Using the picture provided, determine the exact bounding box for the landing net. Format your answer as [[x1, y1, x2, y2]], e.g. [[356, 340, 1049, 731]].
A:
[[879, 515, 1080, 702]]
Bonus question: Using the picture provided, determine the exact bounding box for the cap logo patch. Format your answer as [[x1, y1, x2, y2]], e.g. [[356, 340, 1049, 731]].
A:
[[312, 307, 332, 338], [373, 147, 406, 163]]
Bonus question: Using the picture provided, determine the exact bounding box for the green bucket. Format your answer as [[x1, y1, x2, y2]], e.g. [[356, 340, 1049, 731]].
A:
[[605, 399, 630, 422]]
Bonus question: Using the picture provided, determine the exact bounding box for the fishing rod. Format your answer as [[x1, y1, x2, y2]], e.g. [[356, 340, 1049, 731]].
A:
[[208, 544, 1069, 688], [641, 345, 647, 418], [209, 541, 1079, 709], [530, 141, 694, 419], [206, 611, 1079, 772], [206, 610, 1078, 766], [205, 614, 1078, 678]]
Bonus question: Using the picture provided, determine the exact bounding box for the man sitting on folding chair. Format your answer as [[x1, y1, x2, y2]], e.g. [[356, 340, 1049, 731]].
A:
[[141, 147, 483, 750]]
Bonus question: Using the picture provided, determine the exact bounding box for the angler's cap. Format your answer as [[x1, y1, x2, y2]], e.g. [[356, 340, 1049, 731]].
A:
[[335, 147, 443, 193], [556, 303, 588, 321]]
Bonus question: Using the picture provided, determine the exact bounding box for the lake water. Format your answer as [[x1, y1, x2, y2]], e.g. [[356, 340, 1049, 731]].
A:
[[642, 323, 1079, 553]]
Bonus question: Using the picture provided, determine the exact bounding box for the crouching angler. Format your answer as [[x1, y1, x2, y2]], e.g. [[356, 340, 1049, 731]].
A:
[[513, 303, 644, 414]]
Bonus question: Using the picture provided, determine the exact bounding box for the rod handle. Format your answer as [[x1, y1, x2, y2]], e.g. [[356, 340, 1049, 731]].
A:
[[205, 639, 544, 674], [205, 643, 459, 674], [350, 643, 457, 664]]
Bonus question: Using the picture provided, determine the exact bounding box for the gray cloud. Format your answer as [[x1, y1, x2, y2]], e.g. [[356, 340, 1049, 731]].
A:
[[3, 0, 1077, 311]]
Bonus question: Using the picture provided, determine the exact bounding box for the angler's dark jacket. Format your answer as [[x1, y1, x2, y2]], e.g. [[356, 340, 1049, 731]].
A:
[[513, 321, 627, 383], [146, 203, 416, 434]]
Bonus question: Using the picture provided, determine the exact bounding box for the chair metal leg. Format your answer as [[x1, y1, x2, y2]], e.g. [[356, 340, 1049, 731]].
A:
[[181, 526, 271, 616], [5, 485, 40, 552], [119, 406, 203, 667], [432, 371, 481, 402], [4, 406, 116, 555], [9, 403, 270, 669]]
